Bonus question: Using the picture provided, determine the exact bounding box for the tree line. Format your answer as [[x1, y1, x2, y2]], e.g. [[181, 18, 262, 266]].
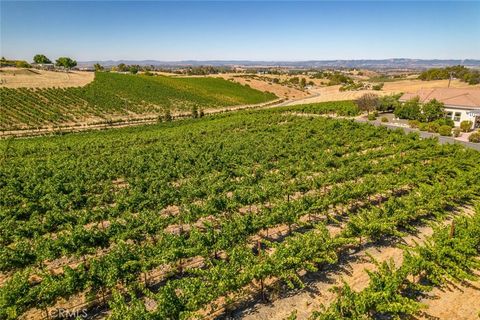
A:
[[418, 65, 480, 85]]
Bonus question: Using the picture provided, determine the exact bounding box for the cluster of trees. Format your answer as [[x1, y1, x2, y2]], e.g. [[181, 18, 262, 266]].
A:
[[394, 97, 445, 122], [311, 71, 354, 86], [338, 82, 383, 92], [326, 72, 354, 86], [266, 76, 313, 90], [1, 54, 77, 70], [354, 93, 402, 115], [418, 65, 480, 85], [354, 93, 479, 140], [113, 63, 141, 74], [180, 66, 231, 75], [285, 76, 312, 88], [32, 54, 77, 69]]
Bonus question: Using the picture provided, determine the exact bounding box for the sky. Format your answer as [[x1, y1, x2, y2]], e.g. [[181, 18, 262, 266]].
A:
[[1, 1, 479, 62]]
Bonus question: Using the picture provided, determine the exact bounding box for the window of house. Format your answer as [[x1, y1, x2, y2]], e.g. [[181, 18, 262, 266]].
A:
[[454, 112, 461, 122], [445, 111, 453, 119]]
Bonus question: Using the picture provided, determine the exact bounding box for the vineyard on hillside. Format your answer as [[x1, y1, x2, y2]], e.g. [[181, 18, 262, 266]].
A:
[[1, 106, 480, 319], [0, 72, 277, 131], [279, 100, 360, 116]]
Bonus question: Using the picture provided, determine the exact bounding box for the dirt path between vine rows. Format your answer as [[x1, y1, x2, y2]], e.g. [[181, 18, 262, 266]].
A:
[[230, 207, 479, 320], [1, 145, 405, 287], [20, 182, 412, 320]]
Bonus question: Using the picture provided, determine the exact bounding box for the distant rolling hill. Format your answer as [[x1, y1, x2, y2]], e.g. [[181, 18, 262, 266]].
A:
[[0, 72, 277, 131], [78, 59, 480, 69]]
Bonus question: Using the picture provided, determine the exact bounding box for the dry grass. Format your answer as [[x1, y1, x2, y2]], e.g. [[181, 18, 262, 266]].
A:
[[0, 67, 94, 88], [283, 79, 480, 106], [382, 78, 479, 91], [216, 73, 309, 99]]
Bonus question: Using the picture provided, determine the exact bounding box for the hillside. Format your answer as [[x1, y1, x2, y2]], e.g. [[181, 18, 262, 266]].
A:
[[77, 59, 480, 69], [1, 104, 479, 319], [0, 67, 94, 88], [0, 72, 277, 131]]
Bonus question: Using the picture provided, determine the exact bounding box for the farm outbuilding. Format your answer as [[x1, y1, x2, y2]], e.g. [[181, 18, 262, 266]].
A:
[[31, 63, 55, 70], [400, 88, 480, 129]]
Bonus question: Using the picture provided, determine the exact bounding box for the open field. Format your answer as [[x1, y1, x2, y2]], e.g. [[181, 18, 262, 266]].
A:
[[215, 73, 310, 99], [1, 104, 479, 320], [284, 79, 480, 106], [0, 67, 94, 88], [0, 72, 276, 130]]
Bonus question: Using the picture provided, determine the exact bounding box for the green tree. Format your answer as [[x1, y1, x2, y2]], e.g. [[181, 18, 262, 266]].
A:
[[300, 78, 307, 88], [94, 63, 104, 72], [129, 65, 139, 74], [55, 57, 77, 70], [420, 99, 444, 122], [33, 54, 52, 64], [394, 97, 421, 120], [117, 63, 127, 72], [377, 94, 401, 112]]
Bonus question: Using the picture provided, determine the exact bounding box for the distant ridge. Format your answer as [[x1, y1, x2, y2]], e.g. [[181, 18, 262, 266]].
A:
[[77, 59, 480, 69]]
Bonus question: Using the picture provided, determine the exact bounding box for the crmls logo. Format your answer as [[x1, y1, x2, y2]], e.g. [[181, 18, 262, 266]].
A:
[[52, 308, 88, 318]]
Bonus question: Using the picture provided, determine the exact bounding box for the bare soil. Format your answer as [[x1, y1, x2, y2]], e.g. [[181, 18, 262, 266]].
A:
[[232, 208, 479, 320]]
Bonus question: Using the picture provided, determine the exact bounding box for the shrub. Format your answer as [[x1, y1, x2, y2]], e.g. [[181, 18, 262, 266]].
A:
[[408, 120, 420, 128], [418, 123, 429, 131], [381, 117, 389, 123], [368, 114, 377, 121], [426, 122, 440, 133], [15, 60, 31, 68], [434, 118, 454, 127], [191, 106, 199, 118], [372, 83, 384, 91], [452, 127, 462, 137], [469, 131, 480, 143], [460, 120, 473, 132], [163, 109, 172, 122], [438, 125, 452, 136]]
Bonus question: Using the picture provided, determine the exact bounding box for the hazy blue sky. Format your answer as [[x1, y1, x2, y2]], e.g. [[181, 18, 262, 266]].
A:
[[1, 1, 479, 61]]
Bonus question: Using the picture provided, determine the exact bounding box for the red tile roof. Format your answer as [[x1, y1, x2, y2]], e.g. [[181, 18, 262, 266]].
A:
[[400, 88, 480, 109]]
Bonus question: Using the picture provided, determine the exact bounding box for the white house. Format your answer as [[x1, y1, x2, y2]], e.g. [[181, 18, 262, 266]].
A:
[[400, 88, 480, 129]]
